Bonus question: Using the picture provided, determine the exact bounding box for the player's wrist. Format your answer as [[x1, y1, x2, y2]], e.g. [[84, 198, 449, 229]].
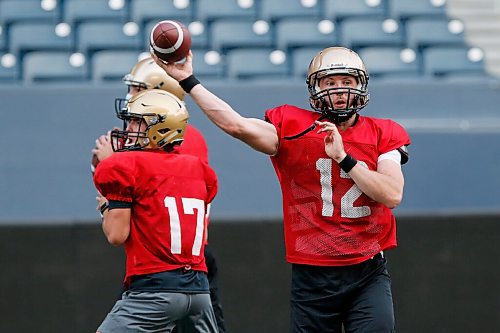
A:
[[99, 201, 109, 218], [179, 74, 200, 93], [338, 154, 357, 173]]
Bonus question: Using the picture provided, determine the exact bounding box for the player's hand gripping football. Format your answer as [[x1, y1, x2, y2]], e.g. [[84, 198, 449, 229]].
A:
[[316, 121, 347, 163], [151, 50, 194, 82], [92, 129, 117, 162]]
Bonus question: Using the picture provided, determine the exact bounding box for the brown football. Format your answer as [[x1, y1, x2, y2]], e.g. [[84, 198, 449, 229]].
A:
[[150, 20, 191, 63]]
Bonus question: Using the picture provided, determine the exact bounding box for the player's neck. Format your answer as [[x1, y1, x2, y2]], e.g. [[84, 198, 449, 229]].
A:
[[337, 114, 358, 131]]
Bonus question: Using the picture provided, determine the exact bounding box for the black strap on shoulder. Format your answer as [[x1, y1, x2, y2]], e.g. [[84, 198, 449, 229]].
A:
[[284, 113, 329, 140]]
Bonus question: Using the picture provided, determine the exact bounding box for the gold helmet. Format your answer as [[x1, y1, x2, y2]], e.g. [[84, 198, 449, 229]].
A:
[[112, 89, 189, 151], [124, 57, 185, 100], [115, 57, 185, 114], [307, 46, 369, 122]]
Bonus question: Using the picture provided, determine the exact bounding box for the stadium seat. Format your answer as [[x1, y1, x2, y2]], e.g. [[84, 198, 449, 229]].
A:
[[0, 53, 18, 82], [77, 22, 142, 56], [340, 17, 404, 49], [192, 48, 225, 80], [9, 22, 73, 56], [23, 51, 88, 83], [423, 46, 486, 77], [63, 0, 128, 25], [227, 48, 289, 80], [0, 0, 59, 26], [276, 18, 337, 51], [323, 0, 387, 22], [406, 17, 466, 51], [358, 47, 420, 78], [388, 0, 447, 21], [130, 0, 193, 27], [92, 50, 141, 82], [291, 46, 321, 79], [0, 29, 6, 52], [195, 0, 257, 23], [211, 20, 273, 52], [259, 0, 321, 22]]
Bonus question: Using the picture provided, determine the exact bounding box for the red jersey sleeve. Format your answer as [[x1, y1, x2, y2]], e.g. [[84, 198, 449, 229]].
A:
[[377, 119, 411, 154], [93, 154, 135, 203], [265, 105, 287, 139]]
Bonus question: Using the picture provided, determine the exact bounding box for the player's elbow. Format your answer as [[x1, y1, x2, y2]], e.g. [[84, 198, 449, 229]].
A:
[[106, 232, 127, 246], [384, 192, 403, 209]]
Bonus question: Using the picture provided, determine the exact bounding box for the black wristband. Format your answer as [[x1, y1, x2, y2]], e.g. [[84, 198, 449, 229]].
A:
[[179, 75, 200, 93], [99, 202, 109, 217], [338, 154, 358, 173]]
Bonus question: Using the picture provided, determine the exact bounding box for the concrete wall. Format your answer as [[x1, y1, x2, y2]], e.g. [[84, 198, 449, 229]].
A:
[[1, 80, 500, 222]]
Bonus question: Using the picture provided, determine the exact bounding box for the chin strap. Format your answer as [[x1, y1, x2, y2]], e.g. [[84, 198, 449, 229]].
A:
[[284, 113, 330, 140]]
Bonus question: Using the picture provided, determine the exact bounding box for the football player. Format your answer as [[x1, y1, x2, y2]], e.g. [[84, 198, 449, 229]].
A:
[[92, 57, 228, 332], [153, 46, 411, 333], [94, 89, 218, 333]]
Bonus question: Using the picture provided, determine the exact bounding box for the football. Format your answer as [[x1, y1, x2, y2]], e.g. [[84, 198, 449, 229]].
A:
[[91, 153, 99, 174], [150, 20, 191, 63]]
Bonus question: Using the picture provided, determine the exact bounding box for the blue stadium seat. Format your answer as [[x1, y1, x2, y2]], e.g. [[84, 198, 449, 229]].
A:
[[0, 29, 6, 52], [323, 0, 387, 22], [388, 0, 447, 20], [77, 22, 142, 55], [340, 17, 404, 49], [9, 22, 73, 56], [0, 0, 59, 26], [23, 51, 88, 83], [92, 50, 141, 82], [211, 20, 273, 52], [63, 0, 128, 25], [276, 18, 337, 51], [406, 18, 466, 51], [291, 46, 321, 79], [259, 0, 321, 22], [358, 47, 420, 78], [227, 48, 289, 80], [192, 48, 225, 80], [0, 53, 18, 82], [423, 46, 486, 77], [130, 0, 193, 27], [196, 0, 257, 23]]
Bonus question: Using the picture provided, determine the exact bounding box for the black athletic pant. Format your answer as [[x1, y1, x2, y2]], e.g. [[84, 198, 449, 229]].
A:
[[205, 244, 227, 333], [290, 253, 395, 333]]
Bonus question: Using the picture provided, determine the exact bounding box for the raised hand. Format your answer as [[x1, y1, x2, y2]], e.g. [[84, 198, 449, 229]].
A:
[[151, 50, 194, 82], [315, 121, 347, 163]]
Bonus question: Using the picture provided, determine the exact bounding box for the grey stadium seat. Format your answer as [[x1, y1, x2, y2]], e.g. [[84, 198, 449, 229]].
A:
[[23, 51, 87, 83], [359, 47, 420, 78], [92, 50, 141, 82], [423, 46, 486, 77], [77, 21, 142, 55], [276, 18, 338, 51], [227, 48, 289, 80], [9, 22, 73, 56], [211, 19, 273, 52]]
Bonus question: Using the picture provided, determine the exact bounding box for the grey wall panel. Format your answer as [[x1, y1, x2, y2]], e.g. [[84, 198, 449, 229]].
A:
[[0, 81, 499, 222]]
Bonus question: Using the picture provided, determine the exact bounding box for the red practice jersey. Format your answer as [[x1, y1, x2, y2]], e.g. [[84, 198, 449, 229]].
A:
[[175, 124, 209, 164], [266, 105, 411, 266], [94, 150, 218, 284]]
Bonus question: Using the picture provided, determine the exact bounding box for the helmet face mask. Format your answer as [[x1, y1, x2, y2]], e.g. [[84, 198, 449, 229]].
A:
[[111, 89, 189, 152], [307, 47, 370, 123]]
